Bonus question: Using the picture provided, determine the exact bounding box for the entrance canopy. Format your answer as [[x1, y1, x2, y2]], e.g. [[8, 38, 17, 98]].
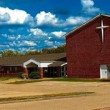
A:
[[23, 59, 53, 68], [48, 61, 67, 67], [23, 59, 40, 68]]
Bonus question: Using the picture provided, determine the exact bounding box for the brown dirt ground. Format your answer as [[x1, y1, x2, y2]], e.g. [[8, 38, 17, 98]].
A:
[[0, 80, 110, 110]]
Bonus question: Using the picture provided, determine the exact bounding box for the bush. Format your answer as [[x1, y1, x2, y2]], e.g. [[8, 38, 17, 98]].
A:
[[18, 72, 28, 79], [29, 71, 40, 79], [18, 72, 24, 78]]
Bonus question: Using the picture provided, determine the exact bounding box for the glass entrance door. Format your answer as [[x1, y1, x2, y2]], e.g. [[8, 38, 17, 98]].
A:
[[61, 66, 67, 77]]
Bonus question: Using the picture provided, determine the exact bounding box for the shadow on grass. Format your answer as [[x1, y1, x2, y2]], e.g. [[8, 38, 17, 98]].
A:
[[0, 92, 94, 104], [8, 79, 42, 84]]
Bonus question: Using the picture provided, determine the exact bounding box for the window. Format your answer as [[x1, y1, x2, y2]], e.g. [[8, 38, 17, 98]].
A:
[[62, 67, 64, 71], [7, 70, 9, 73], [15, 67, 18, 73], [9, 67, 12, 72]]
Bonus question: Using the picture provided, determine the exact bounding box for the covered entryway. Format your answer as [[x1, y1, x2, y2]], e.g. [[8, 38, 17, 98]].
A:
[[45, 62, 67, 78], [61, 66, 67, 77], [26, 62, 38, 74], [43, 67, 59, 77], [23, 59, 52, 78], [100, 65, 110, 79], [61, 63, 67, 77], [23, 59, 40, 75]]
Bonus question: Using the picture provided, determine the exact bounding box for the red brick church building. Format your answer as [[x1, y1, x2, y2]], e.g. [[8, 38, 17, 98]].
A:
[[66, 14, 110, 79], [1, 14, 110, 79]]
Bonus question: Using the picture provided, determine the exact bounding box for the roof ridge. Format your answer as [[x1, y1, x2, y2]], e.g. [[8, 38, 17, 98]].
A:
[[65, 14, 110, 37]]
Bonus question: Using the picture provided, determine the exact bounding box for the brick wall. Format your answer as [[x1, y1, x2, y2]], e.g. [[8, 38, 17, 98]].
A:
[[66, 16, 110, 78]]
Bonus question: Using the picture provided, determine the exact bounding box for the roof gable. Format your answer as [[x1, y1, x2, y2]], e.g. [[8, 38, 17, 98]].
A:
[[65, 14, 110, 38]]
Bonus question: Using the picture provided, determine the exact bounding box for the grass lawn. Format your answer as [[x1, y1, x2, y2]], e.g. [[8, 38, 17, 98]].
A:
[[50, 78, 101, 82], [0, 76, 17, 81], [9, 79, 43, 84], [51, 78, 110, 82], [0, 76, 110, 84], [8, 78, 100, 84]]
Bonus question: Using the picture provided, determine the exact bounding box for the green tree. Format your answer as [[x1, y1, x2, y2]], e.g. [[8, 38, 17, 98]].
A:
[[0, 44, 66, 57], [0, 50, 15, 57], [0, 50, 23, 57], [25, 50, 40, 55]]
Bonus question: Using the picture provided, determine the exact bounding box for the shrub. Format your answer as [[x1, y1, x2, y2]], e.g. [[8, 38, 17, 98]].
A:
[[18, 72, 24, 78], [18, 72, 28, 79], [29, 71, 40, 79]]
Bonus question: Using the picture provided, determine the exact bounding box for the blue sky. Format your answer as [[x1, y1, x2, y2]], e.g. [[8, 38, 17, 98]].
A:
[[0, 0, 109, 52]]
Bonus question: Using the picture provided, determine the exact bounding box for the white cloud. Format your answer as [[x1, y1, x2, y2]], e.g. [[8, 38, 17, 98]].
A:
[[2, 34, 16, 40], [16, 35, 21, 40], [2, 34, 8, 37], [35, 11, 58, 26], [0, 44, 9, 48], [48, 36, 52, 40], [44, 40, 54, 46], [24, 41, 36, 46], [0, 7, 33, 25], [51, 31, 66, 38], [66, 16, 89, 25], [81, 0, 100, 14], [19, 47, 37, 52], [2, 34, 21, 41], [35, 11, 89, 27], [55, 41, 63, 46], [87, 8, 100, 14], [81, 0, 94, 7], [19, 47, 28, 52], [8, 36, 16, 40], [9, 41, 16, 46], [30, 28, 48, 36]]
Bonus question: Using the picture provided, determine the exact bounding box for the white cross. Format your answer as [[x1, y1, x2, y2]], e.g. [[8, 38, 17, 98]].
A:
[[96, 20, 109, 43]]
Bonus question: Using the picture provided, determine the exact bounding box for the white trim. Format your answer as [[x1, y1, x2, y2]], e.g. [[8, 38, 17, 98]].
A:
[[23, 59, 40, 68], [65, 14, 110, 38], [40, 62, 53, 67], [61, 62, 67, 67], [23, 59, 53, 68]]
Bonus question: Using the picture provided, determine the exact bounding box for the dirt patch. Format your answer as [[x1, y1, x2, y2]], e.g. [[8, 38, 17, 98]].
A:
[[94, 107, 110, 110], [0, 81, 110, 109]]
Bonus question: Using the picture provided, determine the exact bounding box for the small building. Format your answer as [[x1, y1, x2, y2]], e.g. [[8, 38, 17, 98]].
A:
[[0, 53, 67, 78], [66, 14, 110, 79]]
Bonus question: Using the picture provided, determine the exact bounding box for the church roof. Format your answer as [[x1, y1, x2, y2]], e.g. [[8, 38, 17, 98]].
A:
[[65, 14, 110, 38], [0, 53, 66, 66], [48, 61, 66, 67], [48, 57, 67, 67]]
